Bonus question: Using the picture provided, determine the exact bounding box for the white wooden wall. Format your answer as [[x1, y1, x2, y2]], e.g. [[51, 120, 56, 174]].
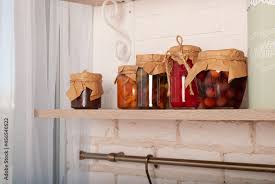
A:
[[59, 0, 275, 183]]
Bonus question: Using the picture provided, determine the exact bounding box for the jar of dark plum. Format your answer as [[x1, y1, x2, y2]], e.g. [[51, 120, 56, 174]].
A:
[[166, 36, 201, 108], [116, 65, 138, 109], [136, 54, 168, 109], [66, 71, 103, 109], [185, 49, 247, 109]]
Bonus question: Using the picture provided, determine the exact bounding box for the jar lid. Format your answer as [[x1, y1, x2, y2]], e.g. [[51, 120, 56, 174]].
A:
[[198, 49, 246, 62], [118, 65, 138, 74], [168, 36, 201, 64], [169, 35, 201, 58], [70, 70, 102, 82], [116, 65, 138, 83], [136, 54, 165, 67]]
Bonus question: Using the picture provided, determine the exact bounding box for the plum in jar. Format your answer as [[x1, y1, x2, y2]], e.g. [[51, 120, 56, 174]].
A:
[[185, 49, 248, 109]]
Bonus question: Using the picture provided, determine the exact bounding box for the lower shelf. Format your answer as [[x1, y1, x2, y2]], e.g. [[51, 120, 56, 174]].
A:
[[34, 109, 275, 121]]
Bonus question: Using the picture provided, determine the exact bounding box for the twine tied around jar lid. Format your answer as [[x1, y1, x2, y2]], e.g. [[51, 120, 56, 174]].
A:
[[165, 35, 202, 96], [136, 54, 166, 75], [66, 70, 104, 101], [114, 65, 138, 84], [185, 49, 248, 88], [168, 36, 202, 64]]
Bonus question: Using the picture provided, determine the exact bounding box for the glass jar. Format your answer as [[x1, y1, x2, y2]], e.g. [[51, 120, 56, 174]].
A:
[[71, 88, 102, 109], [136, 54, 168, 109], [116, 65, 138, 109], [248, 4, 275, 109], [169, 58, 200, 108], [66, 71, 103, 109], [136, 67, 149, 108], [186, 49, 247, 109], [167, 37, 201, 108]]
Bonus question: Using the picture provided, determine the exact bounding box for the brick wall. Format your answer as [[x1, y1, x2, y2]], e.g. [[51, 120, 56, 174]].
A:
[[61, 0, 275, 183], [66, 120, 275, 184]]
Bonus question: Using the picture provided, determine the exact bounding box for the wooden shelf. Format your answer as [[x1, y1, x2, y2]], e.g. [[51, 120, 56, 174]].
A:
[[62, 0, 125, 6], [34, 109, 275, 121]]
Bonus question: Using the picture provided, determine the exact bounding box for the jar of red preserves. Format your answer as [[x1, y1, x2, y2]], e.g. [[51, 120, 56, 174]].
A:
[[66, 71, 103, 109], [136, 54, 168, 109], [115, 65, 138, 109], [166, 36, 201, 108], [185, 49, 247, 109]]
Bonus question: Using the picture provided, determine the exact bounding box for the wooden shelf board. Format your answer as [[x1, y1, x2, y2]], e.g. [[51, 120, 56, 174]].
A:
[[34, 109, 275, 121], [62, 0, 125, 6]]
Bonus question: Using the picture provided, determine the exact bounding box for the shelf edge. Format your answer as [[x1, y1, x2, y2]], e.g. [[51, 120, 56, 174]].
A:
[[34, 109, 275, 121]]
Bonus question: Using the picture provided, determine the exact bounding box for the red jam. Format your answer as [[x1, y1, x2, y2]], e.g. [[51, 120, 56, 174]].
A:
[[170, 59, 199, 108]]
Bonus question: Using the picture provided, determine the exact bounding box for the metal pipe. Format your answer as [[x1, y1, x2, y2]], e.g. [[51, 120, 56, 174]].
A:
[[80, 151, 275, 173]]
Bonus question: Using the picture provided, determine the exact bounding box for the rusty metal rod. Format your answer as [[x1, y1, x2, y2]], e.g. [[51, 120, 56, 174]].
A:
[[80, 151, 275, 173]]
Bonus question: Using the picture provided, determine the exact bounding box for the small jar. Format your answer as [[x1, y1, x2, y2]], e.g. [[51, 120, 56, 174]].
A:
[[116, 65, 138, 109], [166, 36, 201, 108], [136, 54, 168, 109], [66, 71, 103, 109], [186, 49, 247, 109]]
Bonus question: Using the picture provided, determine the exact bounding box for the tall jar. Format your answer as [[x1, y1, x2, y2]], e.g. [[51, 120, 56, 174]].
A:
[[185, 49, 247, 109], [136, 54, 168, 109], [166, 36, 201, 108], [66, 71, 103, 109], [248, 3, 275, 109], [115, 65, 138, 109]]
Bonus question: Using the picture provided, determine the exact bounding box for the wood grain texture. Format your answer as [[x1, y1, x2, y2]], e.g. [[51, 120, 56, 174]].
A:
[[34, 109, 275, 121], [62, 0, 126, 6]]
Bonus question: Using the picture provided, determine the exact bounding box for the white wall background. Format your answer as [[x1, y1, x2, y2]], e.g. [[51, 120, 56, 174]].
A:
[[58, 0, 275, 184]]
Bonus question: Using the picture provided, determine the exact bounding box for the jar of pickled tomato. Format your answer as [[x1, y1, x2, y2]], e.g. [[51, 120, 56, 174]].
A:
[[166, 36, 201, 108], [185, 49, 247, 109], [116, 65, 138, 109], [136, 54, 168, 109]]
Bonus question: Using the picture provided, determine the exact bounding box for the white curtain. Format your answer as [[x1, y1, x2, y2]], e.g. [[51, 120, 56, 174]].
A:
[[2, 0, 99, 183], [0, 0, 14, 183], [58, 2, 94, 183], [3, 1, 94, 183], [12, 0, 59, 183]]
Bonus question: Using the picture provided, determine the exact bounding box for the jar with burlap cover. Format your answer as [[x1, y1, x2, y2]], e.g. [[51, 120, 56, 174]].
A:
[[136, 54, 168, 109], [136, 54, 166, 75], [185, 49, 247, 87], [115, 65, 138, 83], [185, 49, 247, 109], [166, 35, 201, 108], [66, 71, 103, 109], [115, 65, 138, 109]]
